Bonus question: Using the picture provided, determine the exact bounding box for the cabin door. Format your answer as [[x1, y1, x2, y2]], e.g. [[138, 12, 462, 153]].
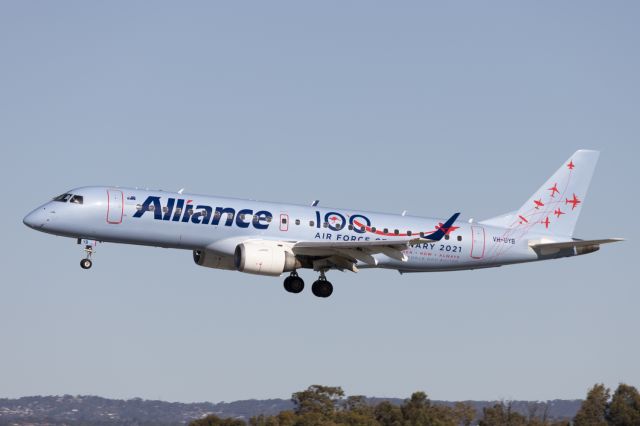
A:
[[471, 226, 485, 259], [107, 189, 123, 224], [280, 213, 289, 231]]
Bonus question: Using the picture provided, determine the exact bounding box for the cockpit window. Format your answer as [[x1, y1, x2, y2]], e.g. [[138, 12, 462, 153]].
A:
[[53, 193, 72, 202], [53, 193, 83, 204], [70, 195, 84, 205]]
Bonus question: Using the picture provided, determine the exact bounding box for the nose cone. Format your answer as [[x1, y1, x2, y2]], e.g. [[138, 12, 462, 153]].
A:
[[23, 207, 48, 229]]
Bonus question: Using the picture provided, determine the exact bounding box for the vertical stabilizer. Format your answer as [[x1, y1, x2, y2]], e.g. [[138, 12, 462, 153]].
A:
[[481, 150, 599, 237]]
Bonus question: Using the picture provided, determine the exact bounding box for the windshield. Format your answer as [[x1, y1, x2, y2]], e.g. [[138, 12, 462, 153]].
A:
[[53, 193, 72, 202], [53, 193, 84, 204]]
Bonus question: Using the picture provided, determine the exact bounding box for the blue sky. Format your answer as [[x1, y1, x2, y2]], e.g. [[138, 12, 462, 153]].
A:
[[1, 1, 638, 403]]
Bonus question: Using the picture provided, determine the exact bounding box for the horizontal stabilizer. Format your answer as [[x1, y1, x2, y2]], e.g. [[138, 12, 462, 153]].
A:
[[529, 238, 623, 257]]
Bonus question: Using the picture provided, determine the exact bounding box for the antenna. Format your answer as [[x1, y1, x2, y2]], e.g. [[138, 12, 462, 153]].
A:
[[178, 188, 185, 194], [401, 210, 407, 216], [311, 200, 319, 207]]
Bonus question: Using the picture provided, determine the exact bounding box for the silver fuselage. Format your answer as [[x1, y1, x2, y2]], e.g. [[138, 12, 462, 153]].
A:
[[24, 186, 564, 273]]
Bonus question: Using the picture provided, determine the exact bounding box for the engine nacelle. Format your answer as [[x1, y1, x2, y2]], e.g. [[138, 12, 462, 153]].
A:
[[234, 240, 300, 276], [193, 249, 236, 271]]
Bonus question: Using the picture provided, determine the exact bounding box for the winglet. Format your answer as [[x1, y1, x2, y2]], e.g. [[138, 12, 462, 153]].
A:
[[425, 213, 461, 241]]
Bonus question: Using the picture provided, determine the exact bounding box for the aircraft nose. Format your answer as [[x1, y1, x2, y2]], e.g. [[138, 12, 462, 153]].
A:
[[23, 207, 48, 229]]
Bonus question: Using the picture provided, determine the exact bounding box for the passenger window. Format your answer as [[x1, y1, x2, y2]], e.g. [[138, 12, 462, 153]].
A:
[[336, 224, 342, 230], [149, 205, 155, 211], [266, 216, 272, 223], [309, 220, 315, 227], [383, 228, 388, 234], [323, 222, 328, 228], [295, 219, 301, 225], [444, 234, 449, 240], [187, 209, 193, 215], [394, 229, 399, 235], [420, 232, 425, 238], [407, 230, 412, 236], [281, 217, 287, 224], [371, 227, 377, 232], [69, 195, 83, 204], [239, 214, 245, 220], [214, 211, 220, 218], [348, 224, 354, 230], [136, 204, 142, 211], [457, 235, 462, 241], [162, 206, 168, 213]]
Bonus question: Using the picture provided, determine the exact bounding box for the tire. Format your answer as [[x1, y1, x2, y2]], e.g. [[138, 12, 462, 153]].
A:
[[283, 276, 293, 292], [80, 259, 92, 269], [311, 280, 333, 298], [284, 276, 304, 294], [289, 276, 304, 293]]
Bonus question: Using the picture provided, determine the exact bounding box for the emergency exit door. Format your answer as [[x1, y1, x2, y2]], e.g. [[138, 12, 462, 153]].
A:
[[107, 189, 123, 224], [471, 226, 485, 259]]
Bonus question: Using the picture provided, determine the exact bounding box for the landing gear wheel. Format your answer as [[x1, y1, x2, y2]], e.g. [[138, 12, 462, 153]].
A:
[[80, 258, 93, 269], [311, 280, 333, 298], [284, 273, 304, 294]]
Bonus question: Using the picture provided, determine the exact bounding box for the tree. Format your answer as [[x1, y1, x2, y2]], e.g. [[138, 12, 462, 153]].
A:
[[452, 402, 476, 426], [191, 414, 246, 426], [607, 383, 640, 426], [335, 395, 378, 426], [401, 391, 432, 425], [478, 401, 526, 426], [574, 384, 610, 426], [292, 385, 345, 417], [373, 400, 403, 426]]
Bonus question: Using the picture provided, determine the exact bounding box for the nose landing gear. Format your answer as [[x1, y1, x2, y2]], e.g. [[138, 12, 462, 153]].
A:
[[283, 271, 304, 293], [311, 271, 333, 298], [78, 239, 96, 270]]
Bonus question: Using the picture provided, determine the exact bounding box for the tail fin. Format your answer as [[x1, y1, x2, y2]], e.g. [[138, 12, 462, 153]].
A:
[[480, 150, 599, 237]]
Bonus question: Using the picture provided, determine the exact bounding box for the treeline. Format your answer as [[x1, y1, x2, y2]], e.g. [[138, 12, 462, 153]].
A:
[[190, 383, 640, 426]]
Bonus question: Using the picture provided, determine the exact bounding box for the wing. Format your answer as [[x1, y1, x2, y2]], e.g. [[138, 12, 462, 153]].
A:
[[293, 212, 460, 272]]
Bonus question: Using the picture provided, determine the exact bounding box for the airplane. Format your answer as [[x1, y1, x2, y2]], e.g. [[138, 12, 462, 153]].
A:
[[23, 150, 622, 298]]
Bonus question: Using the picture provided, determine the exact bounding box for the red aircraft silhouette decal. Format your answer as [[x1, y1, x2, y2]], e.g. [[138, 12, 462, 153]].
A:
[[534, 199, 545, 209], [518, 215, 529, 224], [548, 183, 560, 197], [567, 160, 575, 170], [542, 216, 550, 229], [566, 193, 581, 210], [554, 208, 565, 218]]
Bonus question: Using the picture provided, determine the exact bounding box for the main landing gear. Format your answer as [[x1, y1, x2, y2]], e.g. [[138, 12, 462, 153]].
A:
[[283, 271, 305, 294], [78, 239, 96, 270], [311, 271, 333, 298], [283, 271, 333, 298]]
